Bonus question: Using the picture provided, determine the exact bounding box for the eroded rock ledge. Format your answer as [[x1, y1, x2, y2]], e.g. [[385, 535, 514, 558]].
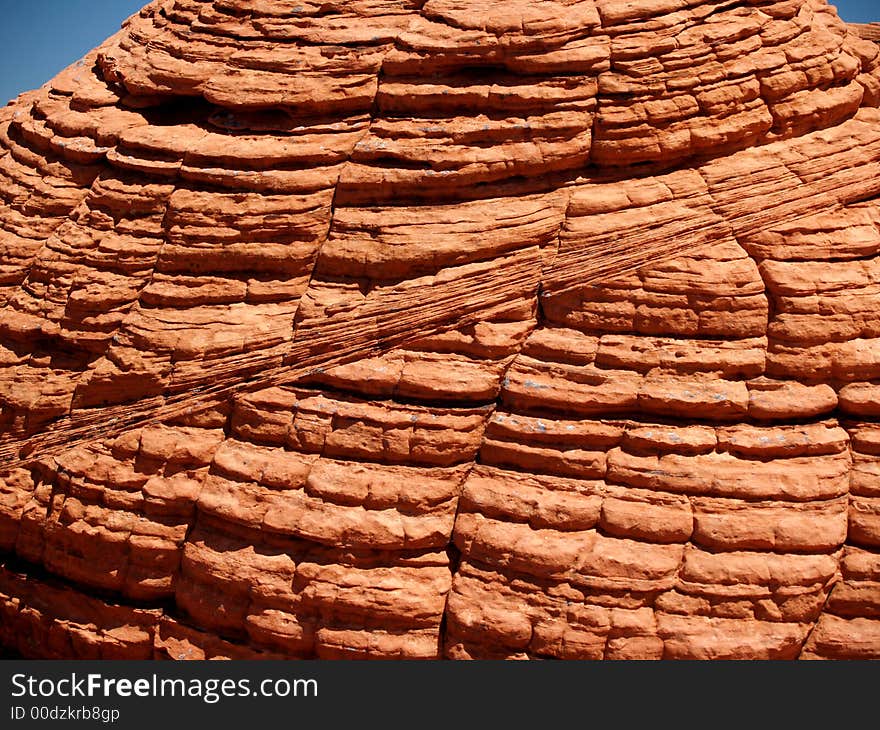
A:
[[1, 0, 880, 659]]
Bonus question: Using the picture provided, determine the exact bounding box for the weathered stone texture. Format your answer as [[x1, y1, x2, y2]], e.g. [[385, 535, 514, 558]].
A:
[[1, 0, 880, 659]]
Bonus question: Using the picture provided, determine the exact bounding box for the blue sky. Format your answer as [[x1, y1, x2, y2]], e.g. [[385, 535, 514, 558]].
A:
[[835, 0, 880, 23], [0, 0, 878, 105], [0, 0, 144, 105]]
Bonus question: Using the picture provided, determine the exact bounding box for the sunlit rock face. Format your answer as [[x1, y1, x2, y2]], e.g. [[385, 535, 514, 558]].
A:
[[1, 0, 880, 660], [851, 22, 880, 42]]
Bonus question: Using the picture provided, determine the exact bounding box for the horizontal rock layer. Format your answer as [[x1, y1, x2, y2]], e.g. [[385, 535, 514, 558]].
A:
[[852, 23, 880, 42], [1, 0, 880, 659]]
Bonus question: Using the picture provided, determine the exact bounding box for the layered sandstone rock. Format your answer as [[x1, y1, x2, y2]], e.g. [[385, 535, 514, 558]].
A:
[[1, 0, 880, 659], [851, 23, 880, 42]]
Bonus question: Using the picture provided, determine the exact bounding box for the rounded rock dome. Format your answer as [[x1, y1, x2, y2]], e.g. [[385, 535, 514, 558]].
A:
[[0, 0, 879, 659]]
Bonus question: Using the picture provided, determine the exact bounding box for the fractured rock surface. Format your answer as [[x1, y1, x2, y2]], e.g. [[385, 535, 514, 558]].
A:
[[1, 0, 880, 659]]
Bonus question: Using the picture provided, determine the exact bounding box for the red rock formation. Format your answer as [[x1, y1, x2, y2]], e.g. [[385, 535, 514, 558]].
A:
[[851, 23, 880, 42], [1, 0, 880, 659]]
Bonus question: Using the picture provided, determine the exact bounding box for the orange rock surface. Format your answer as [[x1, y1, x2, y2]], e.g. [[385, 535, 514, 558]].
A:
[[1, 0, 880, 659], [852, 23, 880, 42]]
